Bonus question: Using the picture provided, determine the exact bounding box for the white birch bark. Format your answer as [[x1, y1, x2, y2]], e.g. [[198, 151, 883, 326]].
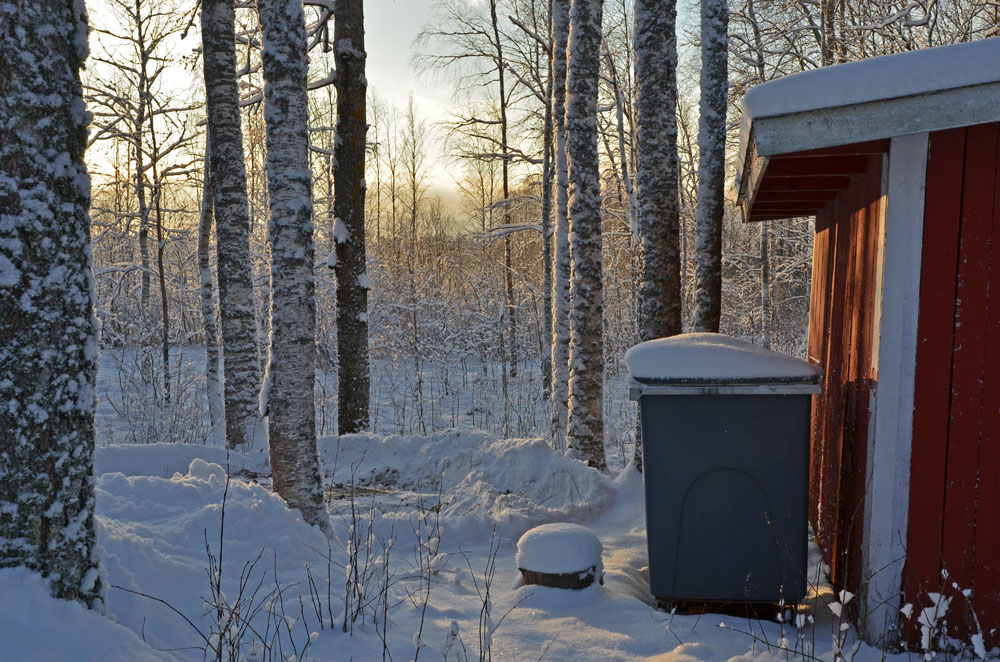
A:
[[201, 0, 264, 448], [634, 0, 682, 472], [258, 0, 334, 537], [635, 0, 682, 342], [0, 0, 103, 606], [565, 0, 606, 470], [198, 149, 225, 442], [540, 2, 554, 420], [333, 0, 370, 434], [693, 0, 729, 333], [549, 0, 571, 448]]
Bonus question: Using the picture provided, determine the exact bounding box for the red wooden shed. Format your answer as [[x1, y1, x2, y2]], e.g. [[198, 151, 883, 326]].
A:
[[734, 38, 1000, 647]]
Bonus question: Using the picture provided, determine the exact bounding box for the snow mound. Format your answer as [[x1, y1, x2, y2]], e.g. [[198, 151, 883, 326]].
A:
[[95, 442, 268, 478], [97, 458, 332, 659], [516, 522, 603, 576], [625, 332, 820, 382], [320, 430, 616, 540], [0, 567, 174, 662]]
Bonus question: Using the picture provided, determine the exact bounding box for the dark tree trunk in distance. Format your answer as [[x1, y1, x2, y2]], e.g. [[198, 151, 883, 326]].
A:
[[334, 0, 371, 435]]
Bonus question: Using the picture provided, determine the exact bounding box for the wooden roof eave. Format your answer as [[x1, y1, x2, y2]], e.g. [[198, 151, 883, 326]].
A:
[[733, 117, 769, 224], [736, 80, 1000, 222]]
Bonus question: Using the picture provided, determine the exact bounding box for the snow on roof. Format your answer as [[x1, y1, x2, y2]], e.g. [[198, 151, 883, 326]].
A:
[[743, 38, 1000, 120], [625, 333, 821, 383]]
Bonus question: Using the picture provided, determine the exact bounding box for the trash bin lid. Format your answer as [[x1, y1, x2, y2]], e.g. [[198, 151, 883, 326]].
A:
[[625, 333, 821, 396]]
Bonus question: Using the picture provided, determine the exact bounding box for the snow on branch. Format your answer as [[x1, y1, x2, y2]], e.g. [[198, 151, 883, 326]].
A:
[[307, 69, 337, 90], [507, 15, 549, 53], [481, 222, 543, 240], [503, 63, 546, 105], [854, 0, 936, 30]]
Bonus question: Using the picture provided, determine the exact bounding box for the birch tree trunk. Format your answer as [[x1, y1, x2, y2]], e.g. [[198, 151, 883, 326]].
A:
[[635, 0, 681, 341], [258, 0, 334, 537], [198, 149, 225, 442], [565, 0, 606, 470], [693, 0, 728, 333], [634, 0, 682, 472], [334, 0, 370, 435], [201, 0, 264, 448], [540, 7, 555, 414], [549, 0, 571, 448], [0, 0, 103, 605]]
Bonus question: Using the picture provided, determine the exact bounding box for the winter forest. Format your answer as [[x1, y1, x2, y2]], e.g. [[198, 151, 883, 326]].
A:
[[3, 0, 1000, 660]]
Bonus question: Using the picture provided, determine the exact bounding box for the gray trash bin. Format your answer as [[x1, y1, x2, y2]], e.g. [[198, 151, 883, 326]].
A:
[[626, 333, 821, 606]]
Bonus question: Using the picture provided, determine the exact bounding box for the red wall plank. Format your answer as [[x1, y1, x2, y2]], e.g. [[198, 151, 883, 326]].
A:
[[972, 129, 1000, 633], [904, 127, 966, 620], [941, 123, 998, 597]]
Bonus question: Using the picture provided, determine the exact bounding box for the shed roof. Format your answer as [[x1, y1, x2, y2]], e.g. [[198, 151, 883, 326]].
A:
[[735, 38, 1000, 222]]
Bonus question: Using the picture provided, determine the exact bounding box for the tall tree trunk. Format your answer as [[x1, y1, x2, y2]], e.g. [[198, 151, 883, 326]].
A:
[[693, 0, 728, 334], [760, 220, 771, 348], [198, 148, 225, 442], [149, 160, 171, 404], [550, 0, 571, 448], [565, 0, 605, 470], [0, 0, 103, 605], [334, 0, 370, 435], [201, 0, 263, 448], [540, 0, 555, 414], [635, 0, 681, 342], [634, 0, 682, 471], [258, 0, 334, 537], [489, 0, 518, 380]]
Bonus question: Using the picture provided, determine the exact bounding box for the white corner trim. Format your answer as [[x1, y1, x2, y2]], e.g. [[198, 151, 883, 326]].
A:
[[860, 132, 928, 645]]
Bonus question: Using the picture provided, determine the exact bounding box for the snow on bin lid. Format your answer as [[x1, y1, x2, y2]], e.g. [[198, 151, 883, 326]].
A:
[[516, 522, 603, 576], [742, 38, 1000, 120], [625, 333, 821, 384]]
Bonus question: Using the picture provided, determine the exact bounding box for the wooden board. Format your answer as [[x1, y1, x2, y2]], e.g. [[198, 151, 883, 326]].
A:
[[941, 123, 997, 595], [903, 127, 965, 626], [805, 156, 884, 600], [973, 129, 1000, 631]]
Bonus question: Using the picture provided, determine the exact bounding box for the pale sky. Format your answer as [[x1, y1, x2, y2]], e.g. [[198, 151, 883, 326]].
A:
[[365, 0, 458, 193]]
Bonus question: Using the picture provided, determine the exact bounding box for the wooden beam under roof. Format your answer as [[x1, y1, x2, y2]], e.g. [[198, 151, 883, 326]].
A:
[[766, 155, 870, 177], [758, 176, 852, 192], [756, 190, 837, 202]]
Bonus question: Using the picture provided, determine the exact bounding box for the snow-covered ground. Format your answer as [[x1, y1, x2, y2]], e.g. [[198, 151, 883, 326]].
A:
[[3, 349, 964, 661], [7, 430, 933, 661]]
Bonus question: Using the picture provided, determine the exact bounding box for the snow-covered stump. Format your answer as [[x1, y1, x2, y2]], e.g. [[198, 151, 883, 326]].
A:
[[516, 523, 603, 590]]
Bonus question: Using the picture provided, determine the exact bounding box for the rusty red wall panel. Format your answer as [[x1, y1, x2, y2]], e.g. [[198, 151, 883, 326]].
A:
[[839, 157, 884, 596], [817, 192, 851, 558], [806, 155, 883, 595], [808, 210, 833, 527], [904, 128, 965, 612]]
